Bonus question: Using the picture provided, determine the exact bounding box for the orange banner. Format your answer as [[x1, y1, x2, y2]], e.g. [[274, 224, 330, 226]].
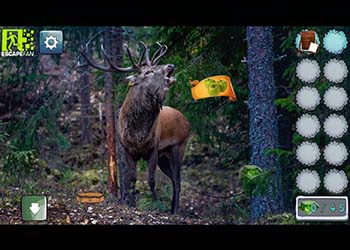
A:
[[190, 75, 237, 102]]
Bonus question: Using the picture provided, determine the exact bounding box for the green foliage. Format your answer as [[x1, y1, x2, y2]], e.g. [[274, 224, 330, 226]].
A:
[[137, 159, 148, 173], [0, 122, 9, 155], [9, 90, 69, 152], [1, 123, 39, 179], [1, 144, 37, 178], [0, 57, 70, 180], [265, 148, 293, 158], [261, 213, 297, 225], [240, 165, 271, 196], [275, 97, 297, 112], [22, 180, 41, 195], [81, 169, 101, 186], [265, 148, 293, 166], [138, 183, 172, 212], [59, 169, 77, 184], [292, 133, 303, 145], [167, 56, 245, 163], [343, 165, 350, 176]]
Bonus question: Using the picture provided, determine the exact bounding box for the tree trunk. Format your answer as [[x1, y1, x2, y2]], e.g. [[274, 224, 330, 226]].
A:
[[247, 26, 284, 221], [115, 108, 135, 206], [78, 28, 93, 145], [104, 28, 119, 197], [78, 56, 93, 145], [108, 27, 136, 206]]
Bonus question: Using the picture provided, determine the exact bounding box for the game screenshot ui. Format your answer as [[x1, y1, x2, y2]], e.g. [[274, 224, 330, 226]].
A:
[[0, 26, 349, 225]]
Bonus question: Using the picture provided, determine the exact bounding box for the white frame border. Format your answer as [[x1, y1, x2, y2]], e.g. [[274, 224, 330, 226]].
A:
[[296, 196, 348, 221]]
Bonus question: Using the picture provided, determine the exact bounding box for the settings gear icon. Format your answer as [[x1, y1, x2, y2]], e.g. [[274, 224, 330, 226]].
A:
[[44, 35, 59, 50]]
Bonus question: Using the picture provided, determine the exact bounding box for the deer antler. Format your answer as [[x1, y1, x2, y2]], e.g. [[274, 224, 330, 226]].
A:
[[80, 32, 168, 73], [100, 44, 137, 72], [81, 32, 139, 73], [151, 42, 163, 64], [137, 45, 146, 68], [124, 45, 138, 70], [140, 41, 151, 66], [151, 43, 168, 65], [81, 44, 136, 73]]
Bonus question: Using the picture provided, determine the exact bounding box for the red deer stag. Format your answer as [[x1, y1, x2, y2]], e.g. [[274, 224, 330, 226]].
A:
[[81, 40, 190, 214]]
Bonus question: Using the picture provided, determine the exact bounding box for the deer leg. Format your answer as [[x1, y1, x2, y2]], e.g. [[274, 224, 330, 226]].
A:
[[170, 163, 181, 214], [170, 147, 182, 214], [159, 148, 182, 214], [158, 153, 177, 213], [170, 139, 188, 214], [147, 150, 158, 201]]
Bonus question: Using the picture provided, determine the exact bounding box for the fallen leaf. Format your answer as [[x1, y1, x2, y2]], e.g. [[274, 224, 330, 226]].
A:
[[66, 215, 71, 224]]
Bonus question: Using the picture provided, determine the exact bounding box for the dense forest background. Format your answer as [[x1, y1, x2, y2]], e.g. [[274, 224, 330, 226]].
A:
[[0, 26, 345, 224]]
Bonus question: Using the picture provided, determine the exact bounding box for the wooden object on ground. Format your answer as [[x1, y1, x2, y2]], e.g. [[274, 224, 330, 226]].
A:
[[76, 192, 104, 203]]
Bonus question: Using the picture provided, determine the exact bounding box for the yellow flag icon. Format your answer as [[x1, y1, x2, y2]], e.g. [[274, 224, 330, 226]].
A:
[[190, 75, 237, 102]]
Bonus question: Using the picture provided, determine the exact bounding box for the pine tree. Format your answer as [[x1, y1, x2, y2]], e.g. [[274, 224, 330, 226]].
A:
[[247, 26, 284, 221]]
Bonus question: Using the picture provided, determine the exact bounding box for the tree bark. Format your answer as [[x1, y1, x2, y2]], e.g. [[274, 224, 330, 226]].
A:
[[104, 28, 119, 197], [108, 27, 136, 206], [78, 58, 93, 145], [247, 26, 284, 221], [115, 108, 135, 206], [78, 28, 93, 145]]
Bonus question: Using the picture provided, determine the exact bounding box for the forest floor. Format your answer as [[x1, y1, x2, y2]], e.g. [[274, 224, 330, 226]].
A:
[[0, 143, 245, 225], [0, 133, 298, 225]]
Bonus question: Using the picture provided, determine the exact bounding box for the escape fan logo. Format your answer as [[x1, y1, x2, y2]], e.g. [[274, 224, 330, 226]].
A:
[[1, 29, 35, 56]]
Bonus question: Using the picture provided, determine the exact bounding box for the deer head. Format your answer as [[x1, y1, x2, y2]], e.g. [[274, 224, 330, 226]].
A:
[[81, 40, 175, 102]]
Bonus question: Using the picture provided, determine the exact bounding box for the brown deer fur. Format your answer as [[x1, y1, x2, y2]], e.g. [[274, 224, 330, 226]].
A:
[[118, 65, 190, 214]]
